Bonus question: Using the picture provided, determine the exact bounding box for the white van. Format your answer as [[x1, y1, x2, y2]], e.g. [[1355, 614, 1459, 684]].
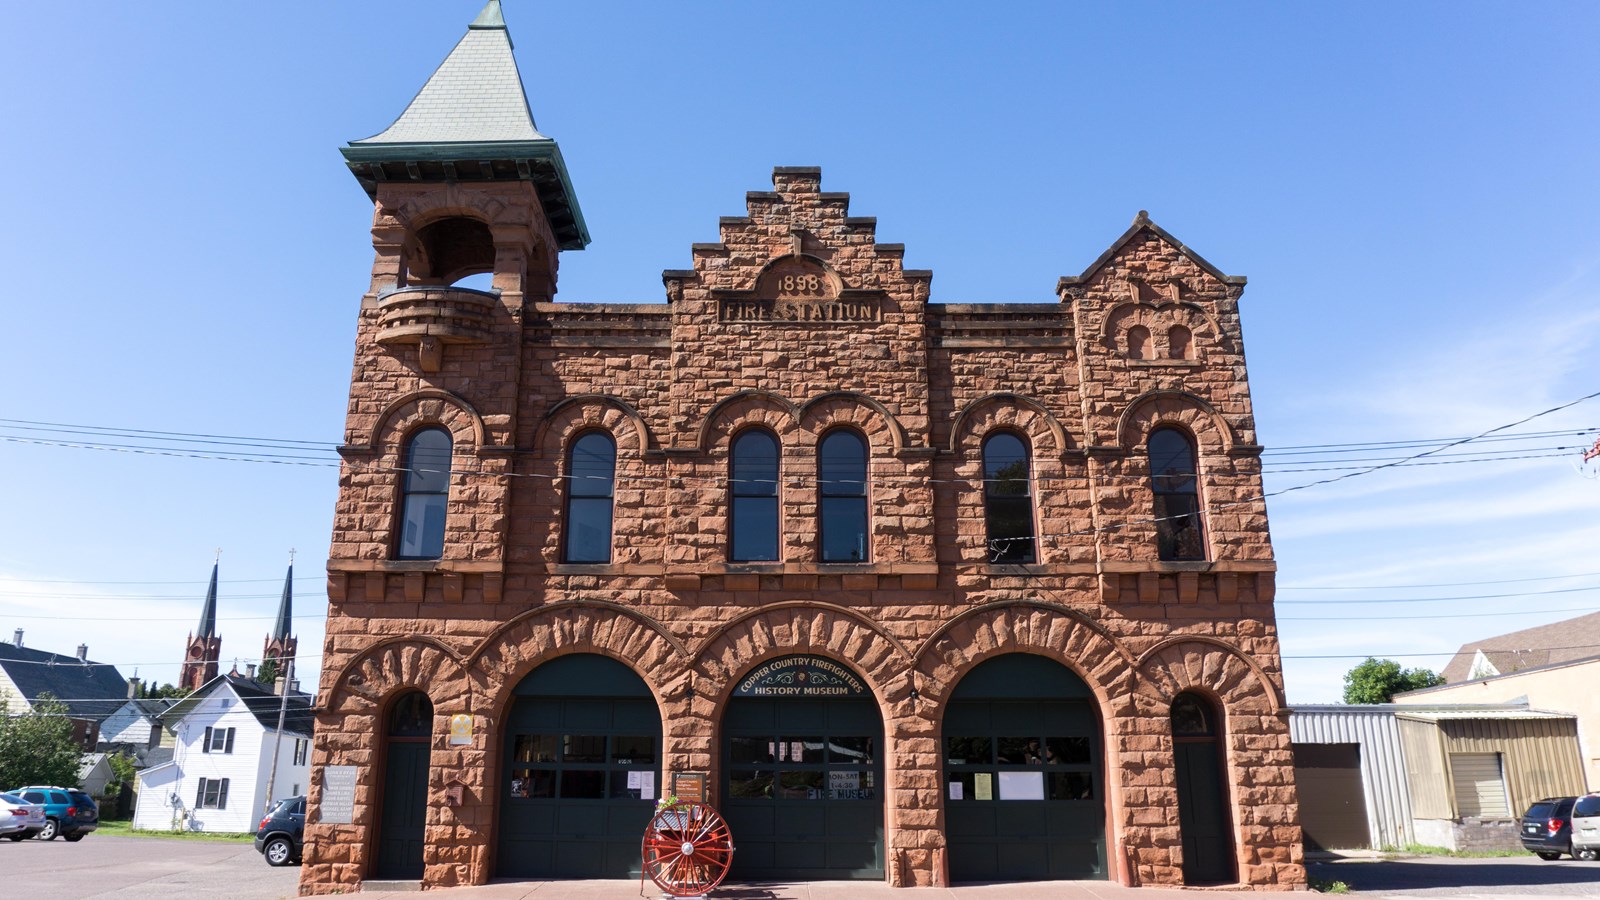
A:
[[1572, 793, 1600, 861]]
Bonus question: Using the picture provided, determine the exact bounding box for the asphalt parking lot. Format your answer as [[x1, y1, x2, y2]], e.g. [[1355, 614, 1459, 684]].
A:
[[1310, 855, 1600, 897], [3, 835, 298, 900], [9, 834, 1600, 899]]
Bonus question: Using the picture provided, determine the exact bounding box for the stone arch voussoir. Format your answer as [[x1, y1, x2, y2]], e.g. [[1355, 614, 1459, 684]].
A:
[[323, 637, 471, 715], [912, 601, 1136, 717], [1115, 389, 1237, 455], [368, 388, 489, 454], [947, 393, 1072, 456], [798, 391, 908, 454], [534, 394, 654, 455], [467, 602, 688, 716], [697, 390, 804, 452], [690, 603, 913, 709], [1134, 636, 1283, 716]]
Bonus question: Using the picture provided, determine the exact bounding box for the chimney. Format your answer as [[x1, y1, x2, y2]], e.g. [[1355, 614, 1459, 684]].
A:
[[11, 629, 20, 647], [246, 663, 257, 680], [291, 679, 300, 694], [127, 677, 141, 699], [274, 676, 287, 696], [77, 644, 89, 663]]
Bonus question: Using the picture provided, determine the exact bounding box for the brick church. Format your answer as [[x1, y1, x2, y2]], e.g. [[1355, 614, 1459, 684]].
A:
[[302, 1, 1305, 892]]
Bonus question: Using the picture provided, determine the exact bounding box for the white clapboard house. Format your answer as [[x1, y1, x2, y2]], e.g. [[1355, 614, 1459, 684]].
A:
[[133, 673, 314, 833]]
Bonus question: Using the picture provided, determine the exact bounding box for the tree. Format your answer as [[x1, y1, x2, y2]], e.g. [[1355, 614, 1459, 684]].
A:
[[105, 750, 137, 793], [257, 657, 279, 686], [1343, 657, 1446, 704], [0, 694, 87, 789], [144, 683, 192, 700]]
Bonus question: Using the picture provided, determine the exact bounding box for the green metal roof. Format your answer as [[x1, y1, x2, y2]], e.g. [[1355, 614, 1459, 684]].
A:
[[343, 0, 589, 249]]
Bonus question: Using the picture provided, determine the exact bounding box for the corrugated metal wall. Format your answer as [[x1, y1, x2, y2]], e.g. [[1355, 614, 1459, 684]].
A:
[[1398, 717, 1451, 819], [1290, 709, 1415, 847], [1440, 718, 1587, 817]]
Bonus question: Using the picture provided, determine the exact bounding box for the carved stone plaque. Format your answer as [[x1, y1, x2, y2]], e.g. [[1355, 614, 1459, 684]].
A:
[[718, 254, 882, 323], [320, 765, 357, 824]]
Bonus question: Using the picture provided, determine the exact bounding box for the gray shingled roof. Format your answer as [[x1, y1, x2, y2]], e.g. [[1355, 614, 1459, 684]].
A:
[[159, 673, 314, 737], [1439, 609, 1600, 683], [0, 642, 129, 722], [352, 1, 544, 146]]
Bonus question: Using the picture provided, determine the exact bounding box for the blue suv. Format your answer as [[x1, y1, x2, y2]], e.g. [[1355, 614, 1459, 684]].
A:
[[8, 786, 98, 841]]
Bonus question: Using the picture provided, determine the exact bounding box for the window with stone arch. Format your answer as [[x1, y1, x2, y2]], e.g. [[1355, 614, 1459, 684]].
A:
[[1127, 324, 1152, 360], [730, 428, 781, 561], [818, 428, 869, 563], [1167, 324, 1194, 360], [1148, 426, 1206, 561], [982, 431, 1036, 563], [396, 427, 453, 560], [563, 431, 617, 563]]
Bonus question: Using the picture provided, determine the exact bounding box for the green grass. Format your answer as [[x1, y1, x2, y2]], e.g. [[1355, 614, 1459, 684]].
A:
[[94, 820, 256, 843], [1389, 842, 1526, 859], [1309, 877, 1351, 894]]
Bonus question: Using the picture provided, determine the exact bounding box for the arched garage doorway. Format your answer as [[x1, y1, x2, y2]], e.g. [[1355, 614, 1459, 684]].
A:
[[942, 654, 1106, 881], [496, 654, 662, 878], [721, 655, 884, 880]]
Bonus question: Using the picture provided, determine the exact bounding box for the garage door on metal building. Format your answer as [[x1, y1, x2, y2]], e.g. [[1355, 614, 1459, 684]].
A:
[[722, 655, 884, 881], [943, 654, 1106, 882], [1292, 743, 1371, 850], [1450, 752, 1509, 818], [497, 654, 662, 878]]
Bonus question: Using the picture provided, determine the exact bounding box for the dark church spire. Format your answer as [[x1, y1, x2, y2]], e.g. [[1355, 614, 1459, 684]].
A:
[[180, 555, 223, 691], [196, 561, 219, 638], [262, 551, 299, 680], [272, 561, 293, 641]]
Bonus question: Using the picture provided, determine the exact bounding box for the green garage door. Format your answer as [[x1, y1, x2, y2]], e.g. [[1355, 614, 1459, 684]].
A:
[[497, 655, 661, 878], [943, 654, 1105, 882], [722, 655, 883, 880]]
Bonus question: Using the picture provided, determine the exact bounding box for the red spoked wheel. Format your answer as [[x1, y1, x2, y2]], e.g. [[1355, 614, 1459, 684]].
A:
[[641, 801, 735, 897]]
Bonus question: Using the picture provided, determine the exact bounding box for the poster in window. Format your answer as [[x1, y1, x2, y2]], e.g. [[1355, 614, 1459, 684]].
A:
[[998, 771, 1046, 800], [948, 782, 964, 800], [974, 772, 993, 801]]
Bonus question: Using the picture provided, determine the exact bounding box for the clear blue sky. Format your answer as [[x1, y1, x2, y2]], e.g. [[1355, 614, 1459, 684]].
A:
[[1, 1, 1597, 700]]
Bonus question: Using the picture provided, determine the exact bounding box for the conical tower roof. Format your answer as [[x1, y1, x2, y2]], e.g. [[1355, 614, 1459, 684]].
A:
[[342, 0, 589, 249]]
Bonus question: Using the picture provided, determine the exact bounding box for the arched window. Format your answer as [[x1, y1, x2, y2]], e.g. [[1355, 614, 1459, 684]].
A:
[[1171, 691, 1235, 884], [1149, 427, 1205, 561], [731, 429, 781, 561], [819, 430, 869, 562], [397, 428, 452, 559], [564, 432, 616, 563], [1127, 325, 1151, 360], [982, 433, 1035, 563], [1168, 324, 1193, 360]]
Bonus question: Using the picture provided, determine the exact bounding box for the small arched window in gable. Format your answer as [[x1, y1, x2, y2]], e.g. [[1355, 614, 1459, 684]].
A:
[[1168, 324, 1194, 360], [731, 429, 781, 561], [1127, 325, 1151, 360], [982, 432, 1036, 563], [397, 427, 453, 560], [1148, 427, 1206, 561], [564, 432, 617, 563], [819, 430, 869, 562]]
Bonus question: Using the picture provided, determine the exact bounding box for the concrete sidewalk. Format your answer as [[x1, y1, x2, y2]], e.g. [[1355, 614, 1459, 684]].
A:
[[358, 880, 1276, 900]]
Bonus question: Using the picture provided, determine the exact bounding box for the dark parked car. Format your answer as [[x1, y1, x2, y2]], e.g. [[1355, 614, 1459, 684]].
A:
[[6, 786, 98, 841], [1522, 796, 1578, 860], [255, 796, 305, 866]]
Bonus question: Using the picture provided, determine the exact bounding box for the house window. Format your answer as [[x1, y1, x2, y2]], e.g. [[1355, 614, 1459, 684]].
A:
[[292, 783, 301, 797], [196, 777, 230, 809], [397, 427, 453, 559], [563, 432, 616, 563], [1148, 427, 1206, 561], [818, 430, 868, 562], [293, 738, 309, 766], [982, 432, 1035, 563], [731, 429, 780, 561], [203, 726, 235, 754]]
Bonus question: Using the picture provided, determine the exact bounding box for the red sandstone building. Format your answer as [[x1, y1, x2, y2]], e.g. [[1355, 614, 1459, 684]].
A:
[[301, 2, 1305, 892]]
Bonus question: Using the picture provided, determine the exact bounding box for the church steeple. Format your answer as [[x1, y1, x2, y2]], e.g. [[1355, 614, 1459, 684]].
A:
[[180, 559, 222, 691], [262, 557, 298, 680]]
